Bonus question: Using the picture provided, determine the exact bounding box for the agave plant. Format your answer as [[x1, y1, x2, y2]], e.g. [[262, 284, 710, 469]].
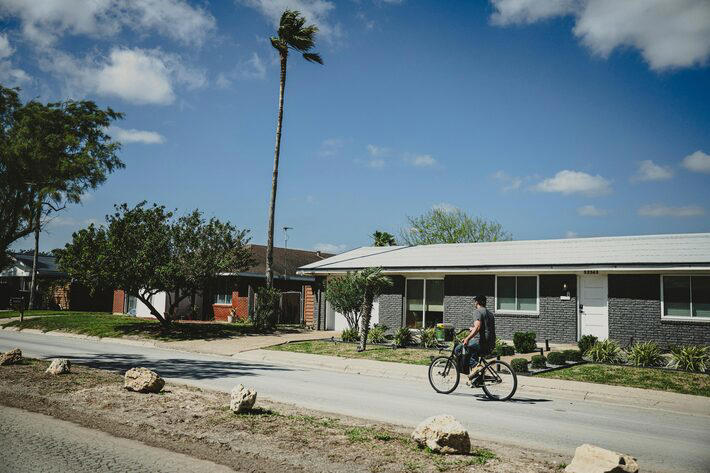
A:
[[668, 345, 708, 372], [626, 341, 664, 367], [587, 339, 624, 364], [418, 328, 437, 348]]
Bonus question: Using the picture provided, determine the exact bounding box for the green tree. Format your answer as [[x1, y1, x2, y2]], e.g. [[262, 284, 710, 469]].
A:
[[265, 10, 323, 288], [400, 208, 511, 245], [356, 268, 392, 352], [325, 273, 363, 330], [372, 230, 396, 247], [57, 203, 253, 328], [1, 87, 123, 306]]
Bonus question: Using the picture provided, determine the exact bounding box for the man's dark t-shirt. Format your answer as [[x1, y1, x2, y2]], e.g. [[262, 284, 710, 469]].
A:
[[473, 307, 496, 354]]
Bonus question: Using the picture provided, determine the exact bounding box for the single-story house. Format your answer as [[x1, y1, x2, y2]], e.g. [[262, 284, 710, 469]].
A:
[[112, 244, 332, 324], [298, 233, 710, 347], [0, 253, 113, 311]]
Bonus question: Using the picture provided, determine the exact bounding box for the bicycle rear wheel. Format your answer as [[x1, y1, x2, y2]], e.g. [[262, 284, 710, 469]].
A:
[[428, 356, 460, 394], [481, 360, 517, 401]]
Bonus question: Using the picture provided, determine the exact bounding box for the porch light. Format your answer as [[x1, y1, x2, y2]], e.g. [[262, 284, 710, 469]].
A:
[[561, 282, 571, 300]]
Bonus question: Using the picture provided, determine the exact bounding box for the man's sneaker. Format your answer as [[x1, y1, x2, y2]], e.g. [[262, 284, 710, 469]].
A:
[[467, 364, 483, 380]]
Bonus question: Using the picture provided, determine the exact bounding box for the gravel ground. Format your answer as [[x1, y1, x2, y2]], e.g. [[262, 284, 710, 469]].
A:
[[0, 359, 566, 472], [0, 406, 234, 473]]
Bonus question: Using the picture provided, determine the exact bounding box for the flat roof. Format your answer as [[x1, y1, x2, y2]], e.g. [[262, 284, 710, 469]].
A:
[[298, 233, 710, 274]]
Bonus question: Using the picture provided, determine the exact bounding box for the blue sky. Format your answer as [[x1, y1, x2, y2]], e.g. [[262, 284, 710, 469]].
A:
[[2, 0, 709, 254]]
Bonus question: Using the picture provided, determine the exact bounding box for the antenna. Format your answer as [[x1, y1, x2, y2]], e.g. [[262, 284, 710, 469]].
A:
[[283, 227, 293, 277]]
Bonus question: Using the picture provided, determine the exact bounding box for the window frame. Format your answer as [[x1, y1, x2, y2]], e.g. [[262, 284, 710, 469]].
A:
[[660, 274, 710, 322], [404, 277, 444, 329], [494, 275, 540, 315]]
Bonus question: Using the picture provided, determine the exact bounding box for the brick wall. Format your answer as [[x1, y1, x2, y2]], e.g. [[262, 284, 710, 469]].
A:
[[608, 274, 710, 347], [443, 275, 495, 328], [213, 291, 249, 321], [377, 276, 405, 333], [112, 290, 125, 314], [50, 283, 70, 310], [303, 285, 315, 327]]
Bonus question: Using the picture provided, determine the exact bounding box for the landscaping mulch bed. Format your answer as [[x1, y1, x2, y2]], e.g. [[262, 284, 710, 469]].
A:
[[0, 359, 566, 473]]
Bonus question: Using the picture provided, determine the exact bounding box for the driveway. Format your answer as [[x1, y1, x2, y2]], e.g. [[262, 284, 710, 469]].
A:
[[1, 330, 709, 473]]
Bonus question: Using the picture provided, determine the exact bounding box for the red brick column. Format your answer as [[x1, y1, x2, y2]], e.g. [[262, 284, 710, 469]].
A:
[[112, 290, 125, 314]]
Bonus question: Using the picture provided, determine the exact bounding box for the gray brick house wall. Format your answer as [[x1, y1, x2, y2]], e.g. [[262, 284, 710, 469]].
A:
[[608, 274, 710, 347], [443, 275, 494, 328], [378, 276, 405, 333]]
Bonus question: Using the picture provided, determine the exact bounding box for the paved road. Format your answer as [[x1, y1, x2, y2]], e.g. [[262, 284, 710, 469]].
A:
[[1, 330, 709, 473], [0, 406, 233, 473]]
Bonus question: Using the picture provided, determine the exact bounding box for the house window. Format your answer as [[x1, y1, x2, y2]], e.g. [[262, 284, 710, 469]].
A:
[[496, 276, 538, 313], [406, 278, 444, 329], [213, 279, 233, 305], [662, 275, 710, 319]]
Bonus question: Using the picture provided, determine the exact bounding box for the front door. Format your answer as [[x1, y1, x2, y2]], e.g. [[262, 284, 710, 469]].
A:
[[579, 274, 608, 340], [126, 295, 138, 316]]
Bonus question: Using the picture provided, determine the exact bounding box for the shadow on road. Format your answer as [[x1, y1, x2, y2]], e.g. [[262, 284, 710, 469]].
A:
[[51, 353, 293, 380], [448, 391, 553, 404]]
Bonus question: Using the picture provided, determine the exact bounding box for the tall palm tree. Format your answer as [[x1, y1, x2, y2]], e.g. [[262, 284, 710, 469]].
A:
[[372, 230, 396, 247], [266, 10, 323, 287], [357, 267, 392, 351]]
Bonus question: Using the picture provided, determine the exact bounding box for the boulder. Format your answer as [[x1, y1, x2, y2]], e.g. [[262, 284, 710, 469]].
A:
[[46, 358, 71, 375], [123, 367, 165, 393], [230, 384, 257, 413], [411, 414, 471, 454], [0, 348, 23, 366], [565, 444, 639, 473]]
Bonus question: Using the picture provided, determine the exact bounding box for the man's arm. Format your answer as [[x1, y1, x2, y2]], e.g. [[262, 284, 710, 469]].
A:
[[463, 320, 481, 345]]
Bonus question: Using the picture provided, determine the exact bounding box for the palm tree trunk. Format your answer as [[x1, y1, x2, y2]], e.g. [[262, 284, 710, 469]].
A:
[[28, 198, 41, 310], [266, 54, 288, 288], [358, 290, 374, 352]]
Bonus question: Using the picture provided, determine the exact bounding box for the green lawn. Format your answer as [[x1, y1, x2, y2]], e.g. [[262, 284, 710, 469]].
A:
[[0, 310, 98, 319], [267, 340, 441, 365], [537, 363, 710, 397], [2, 313, 272, 341]]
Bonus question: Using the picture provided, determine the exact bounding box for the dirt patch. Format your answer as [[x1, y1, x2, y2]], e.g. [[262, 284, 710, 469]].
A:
[[0, 360, 566, 472]]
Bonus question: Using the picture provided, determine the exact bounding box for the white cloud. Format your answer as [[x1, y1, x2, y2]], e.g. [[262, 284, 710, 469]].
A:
[[313, 242, 347, 254], [0, 0, 216, 48], [367, 158, 386, 169], [405, 154, 437, 167], [367, 144, 391, 158], [43, 48, 206, 105], [110, 126, 166, 144], [682, 150, 710, 174], [565, 230, 579, 238], [215, 72, 232, 89], [632, 160, 674, 182], [493, 170, 523, 191], [432, 202, 458, 213], [577, 204, 607, 217], [490, 0, 710, 71], [638, 204, 705, 217], [318, 138, 345, 157], [238, 0, 341, 41], [241, 52, 266, 79], [534, 170, 612, 196], [0, 33, 29, 85]]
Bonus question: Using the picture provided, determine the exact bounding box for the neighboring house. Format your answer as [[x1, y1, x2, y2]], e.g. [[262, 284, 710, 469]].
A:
[[298, 233, 710, 347], [112, 244, 333, 324], [0, 253, 112, 312]]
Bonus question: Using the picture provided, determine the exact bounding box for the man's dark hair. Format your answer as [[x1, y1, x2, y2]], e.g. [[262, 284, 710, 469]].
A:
[[474, 295, 487, 307]]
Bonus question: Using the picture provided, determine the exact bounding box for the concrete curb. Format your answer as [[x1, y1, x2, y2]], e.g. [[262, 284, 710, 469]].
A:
[[0, 326, 160, 349], [235, 349, 710, 417]]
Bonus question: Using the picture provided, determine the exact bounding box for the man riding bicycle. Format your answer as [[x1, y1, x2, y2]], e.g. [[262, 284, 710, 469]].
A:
[[455, 295, 496, 385]]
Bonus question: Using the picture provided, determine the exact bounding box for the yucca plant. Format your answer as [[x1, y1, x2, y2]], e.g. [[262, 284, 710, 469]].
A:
[[626, 341, 664, 367], [340, 327, 359, 343], [418, 328, 437, 348], [394, 327, 413, 347], [587, 339, 624, 364], [367, 325, 387, 344], [668, 345, 708, 372]]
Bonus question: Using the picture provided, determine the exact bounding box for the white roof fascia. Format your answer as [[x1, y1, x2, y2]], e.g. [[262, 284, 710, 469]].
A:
[[299, 265, 710, 276]]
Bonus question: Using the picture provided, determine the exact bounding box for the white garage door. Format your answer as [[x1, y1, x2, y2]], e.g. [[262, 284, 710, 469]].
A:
[[579, 274, 608, 340]]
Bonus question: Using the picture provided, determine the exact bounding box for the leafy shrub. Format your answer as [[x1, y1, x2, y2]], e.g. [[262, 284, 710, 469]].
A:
[[562, 349, 583, 362], [668, 345, 708, 372], [578, 335, 598, 355], [530, 354, 547, 369], [493, 338, 515, 356], [626, 341, 664, 367], [587, 340, 624, 364], [367, 325, 387, 344], [513, 331, 537, 353], [418, 328, 437, 348], [394, 327, 414, 347], [341, 327, 360, 342], [510, 358, 529, 373], [546, 351, 567, 365], [252, 287, 280, 332]]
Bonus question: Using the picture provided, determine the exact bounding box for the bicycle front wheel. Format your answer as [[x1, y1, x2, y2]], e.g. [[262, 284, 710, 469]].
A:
[[428, 356, 460, 394], [481, 360, 517, 401]]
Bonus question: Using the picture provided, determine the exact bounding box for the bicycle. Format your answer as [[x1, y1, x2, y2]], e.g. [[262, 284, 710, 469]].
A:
[[428, 330, 517, 401]]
